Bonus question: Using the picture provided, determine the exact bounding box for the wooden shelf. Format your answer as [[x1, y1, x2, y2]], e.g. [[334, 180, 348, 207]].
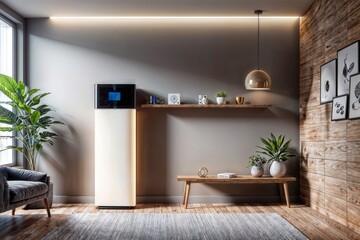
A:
[[140, 104, 271, 109]]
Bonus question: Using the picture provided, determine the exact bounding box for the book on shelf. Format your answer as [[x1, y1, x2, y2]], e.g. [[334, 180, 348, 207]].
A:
[[217, 173, 237, 178]]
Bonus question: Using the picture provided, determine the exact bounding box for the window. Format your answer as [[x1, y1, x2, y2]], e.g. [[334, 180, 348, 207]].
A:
[[0, 17, 15, 165]]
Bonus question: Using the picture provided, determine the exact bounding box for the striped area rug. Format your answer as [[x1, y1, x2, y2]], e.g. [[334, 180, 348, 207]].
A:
[[43, 213, 308, 240]]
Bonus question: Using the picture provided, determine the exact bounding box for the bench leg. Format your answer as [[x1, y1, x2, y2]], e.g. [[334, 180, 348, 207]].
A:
[[182, 182, 187, 205], [44, 198, 51, 217], [279, 183, 285, 204], [184, 182, 191, 209], [283, 182, 290, 208], [12, 208, 15, 216]]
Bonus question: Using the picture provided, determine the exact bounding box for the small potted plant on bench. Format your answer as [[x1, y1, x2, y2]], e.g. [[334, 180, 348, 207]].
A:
[[215, 91, 227, 105], [248, 154, 267, 177]]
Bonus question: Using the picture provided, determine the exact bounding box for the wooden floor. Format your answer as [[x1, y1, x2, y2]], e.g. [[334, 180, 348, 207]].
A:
[[1, 203, 360, 240]]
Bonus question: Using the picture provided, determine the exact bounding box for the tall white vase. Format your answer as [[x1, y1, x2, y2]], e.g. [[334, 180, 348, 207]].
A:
[[270, 161, 286, 177]]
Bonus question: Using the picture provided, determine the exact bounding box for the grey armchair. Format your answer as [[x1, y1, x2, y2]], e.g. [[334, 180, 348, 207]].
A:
[[0, 166, 51, 217]]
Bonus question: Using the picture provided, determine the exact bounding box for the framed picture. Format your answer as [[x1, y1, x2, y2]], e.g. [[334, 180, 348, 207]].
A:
[[349, 73, 360, 119], [320, 59, 337, 104], [332, 95, 348, 121], [337, 41, 359, 96]]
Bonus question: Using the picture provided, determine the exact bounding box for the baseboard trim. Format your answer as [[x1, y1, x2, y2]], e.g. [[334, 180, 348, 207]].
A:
[[54, 195, 94, 203], [54, 195, 299, 204]]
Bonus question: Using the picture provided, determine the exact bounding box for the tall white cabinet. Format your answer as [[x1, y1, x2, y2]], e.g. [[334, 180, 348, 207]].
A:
[[94, 84, 136, 208]]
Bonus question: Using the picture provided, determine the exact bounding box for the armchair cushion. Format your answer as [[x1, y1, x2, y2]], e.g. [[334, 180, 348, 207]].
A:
[[4, 167, 47, 183], [8, 181, 48, 203]]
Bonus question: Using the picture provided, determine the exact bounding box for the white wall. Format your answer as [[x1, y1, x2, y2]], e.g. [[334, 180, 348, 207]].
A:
[[27, 18, 300, 203]]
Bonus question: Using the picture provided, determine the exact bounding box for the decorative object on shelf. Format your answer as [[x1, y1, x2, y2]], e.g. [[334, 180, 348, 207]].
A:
[[198, 94, 208, 105], [320, 59, 337, 104], [332, 94, 348, 121], [217, 172, 237, 178], [201, 95, 208, 105], [168, 93, 180, 105], [337, 41, 359, 96], [235, 96, 245, 105], [149, 95, 165, 104], [349, 73, 360, 119], [198, 167, 208, 178], [215, 91, 227, 105], [248, 154, 267, 177], [257, 133, 294, 178], [245, 10, 271, 90]]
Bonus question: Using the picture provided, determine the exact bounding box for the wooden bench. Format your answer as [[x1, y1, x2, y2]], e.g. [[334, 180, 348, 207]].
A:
[[177, 175, 296, 209]]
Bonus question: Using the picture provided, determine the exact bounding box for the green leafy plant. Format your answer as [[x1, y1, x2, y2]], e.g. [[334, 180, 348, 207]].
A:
[[0, 74, 63, 170], [215, 91, 227, 98], [256, 133, 294, 164], [248, 154, 267, 167]]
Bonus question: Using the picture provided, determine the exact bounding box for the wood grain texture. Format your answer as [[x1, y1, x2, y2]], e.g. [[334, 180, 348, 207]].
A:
[[347, 162, 360, 183], [347, 121, 360, 141], [347, 181, 360, 206], [324, 176, 347, 200], [300, 141, 325, 159], [1, 203, 360, 240], [300, 171, 325, 192], [300, 105, 327, 126], [324, 141, 347, 161], [348, 202, 360, 233], [140, 104, 271, 109], [300, 157, 324, 175], [347, 141, 360, 162], [177, 175, 296, 184], [301, 0, 360, 228], [325, 194, 347, 224], [325, 160, 347, 180], [300, 187, 325, 208], [300, 124, 325, 141]]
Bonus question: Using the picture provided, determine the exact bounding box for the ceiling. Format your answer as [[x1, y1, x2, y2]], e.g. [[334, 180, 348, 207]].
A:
[[1, 0, 315, 18]]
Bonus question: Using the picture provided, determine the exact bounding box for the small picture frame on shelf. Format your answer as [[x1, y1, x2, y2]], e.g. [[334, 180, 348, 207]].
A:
[[320, 59, 337, 104], [337, 41, 359, 96], [331, 94, 348, 121], [349, 73, 360, 120]]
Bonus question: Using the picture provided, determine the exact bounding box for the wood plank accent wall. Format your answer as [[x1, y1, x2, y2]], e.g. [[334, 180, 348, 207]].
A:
[[300, 0, 360, 233]]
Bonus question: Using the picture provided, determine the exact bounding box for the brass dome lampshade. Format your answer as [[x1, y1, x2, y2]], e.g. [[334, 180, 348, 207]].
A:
[[245, 10, 271, 90]]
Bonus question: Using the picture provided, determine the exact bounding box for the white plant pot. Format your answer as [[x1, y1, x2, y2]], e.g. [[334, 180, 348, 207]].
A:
[[216, 97, 226, 105], [270, 161, 286, 178], [250, 166, 264, 177]]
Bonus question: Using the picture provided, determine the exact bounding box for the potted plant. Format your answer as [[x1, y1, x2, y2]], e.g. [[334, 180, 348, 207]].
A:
[[215, 91, 227, 105], [248, 154, 267, 177], [257, 133, 294, 177], [0, 74, 63, 207]]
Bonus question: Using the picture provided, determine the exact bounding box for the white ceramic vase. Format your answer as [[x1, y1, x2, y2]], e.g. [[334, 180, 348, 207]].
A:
[[216, 97, 226, 105], [270, 161, 286, 177], [250, 166, 264, 177]]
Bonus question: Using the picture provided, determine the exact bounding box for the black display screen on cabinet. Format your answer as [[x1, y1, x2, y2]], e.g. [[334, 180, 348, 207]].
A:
[[95, 84, 136, 109]]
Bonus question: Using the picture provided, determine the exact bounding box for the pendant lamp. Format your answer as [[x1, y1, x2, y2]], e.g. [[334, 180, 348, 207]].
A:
[[245, 10, 271, 90]]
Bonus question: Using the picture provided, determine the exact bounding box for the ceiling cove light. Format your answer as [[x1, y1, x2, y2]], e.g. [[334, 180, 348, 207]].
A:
[[244, 10, 271, 90], [49, 16, 299, 20]]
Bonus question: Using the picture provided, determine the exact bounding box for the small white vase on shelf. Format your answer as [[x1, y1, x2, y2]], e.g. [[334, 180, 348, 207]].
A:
[[250, 166, 264, 177], [216, 97, 226, 105], [270, 161, 286, 177]]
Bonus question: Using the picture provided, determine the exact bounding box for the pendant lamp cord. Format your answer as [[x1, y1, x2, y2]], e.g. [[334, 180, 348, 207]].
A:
[[257, 11, 260, 70]]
